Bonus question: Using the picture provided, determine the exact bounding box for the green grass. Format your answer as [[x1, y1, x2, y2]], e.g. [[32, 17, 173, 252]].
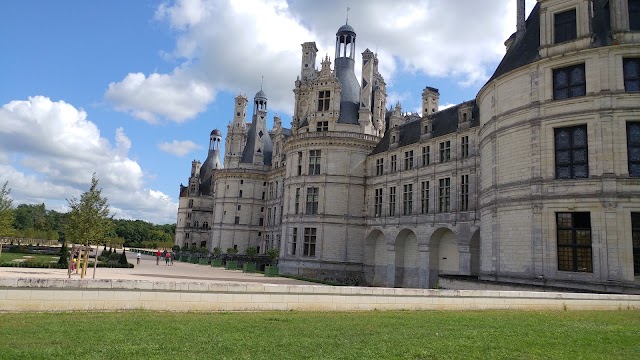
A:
[[0, 311, 638, 359], [0, 252, 58, 264]]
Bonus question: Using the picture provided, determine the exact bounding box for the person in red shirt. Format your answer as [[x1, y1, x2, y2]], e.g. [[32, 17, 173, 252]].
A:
[[156, 250, 161, 265]]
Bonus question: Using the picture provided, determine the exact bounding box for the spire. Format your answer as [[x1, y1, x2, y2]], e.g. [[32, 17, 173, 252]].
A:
[[346, 6, 350, 25]]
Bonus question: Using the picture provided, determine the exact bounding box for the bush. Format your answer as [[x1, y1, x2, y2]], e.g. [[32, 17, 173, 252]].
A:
[[58, 242, 69, 266], [118, 249, 128, 265], [246, 246, 257, 261]]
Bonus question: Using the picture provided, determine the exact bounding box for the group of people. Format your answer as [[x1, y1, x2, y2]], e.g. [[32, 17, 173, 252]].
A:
[[135, 249, 174, 266]]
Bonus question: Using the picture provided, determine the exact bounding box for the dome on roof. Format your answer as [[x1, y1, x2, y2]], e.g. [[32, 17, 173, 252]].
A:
[[254, 90, 267, 100], [337, 23, 355, 35], [210, 129, 222, 136]]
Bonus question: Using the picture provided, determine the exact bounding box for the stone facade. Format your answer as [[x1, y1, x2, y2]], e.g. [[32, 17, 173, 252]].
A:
[[176, 0, 640, 293]]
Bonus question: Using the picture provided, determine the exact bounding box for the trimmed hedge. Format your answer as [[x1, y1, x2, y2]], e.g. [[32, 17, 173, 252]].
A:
[[0, 262, 67, 269]]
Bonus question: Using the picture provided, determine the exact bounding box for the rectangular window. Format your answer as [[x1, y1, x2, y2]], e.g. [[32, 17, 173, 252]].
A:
[[291, 228, 298, 256], [628, 122, 640, 177], [317, 90, 331, 111], [239, 190, 243, 198], [554, 8, 577, 43], [316, 121, 329, 132], [403, 184, 413, 216], [309, 150, 321, 175], [461, 136, 469, 158], [438, 178, 451, 213], [556, 212, 592, 272], [237, 205, 241, 211], [374, 188, 383, 217], [553, 64, 586, 100], [267, 208, 272, 225], [555, 125, 588, 179], [439, 141, 451, 163], [404, 150, 414, 170], [460, 174, 469, 211], [297, 151, 303, 176], [421, 181, 429, 214], [306, 187, 319, 215], [390, 155, 397, 172], [389, 186, 396, 216], [375, 158, 384, 176], [303, 227, 317, 257], [630, 0, 640, 30], [259, 218, 264, 226], [624, 58, 640, 92], [185, 232, 190, 239], [422, 146, 430, 166], [632, 213, 640, 276], [295, 188, 300, 214], [234, 216, 240, 225]]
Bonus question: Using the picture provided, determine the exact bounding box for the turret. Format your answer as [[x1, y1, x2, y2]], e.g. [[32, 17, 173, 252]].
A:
[[334, 23, 361, 125], [241, 89, 273, 166], [422, 87, 440, 116]]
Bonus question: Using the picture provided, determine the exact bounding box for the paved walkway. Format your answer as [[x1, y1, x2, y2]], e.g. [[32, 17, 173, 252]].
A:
[[0, 250, 319, 286]]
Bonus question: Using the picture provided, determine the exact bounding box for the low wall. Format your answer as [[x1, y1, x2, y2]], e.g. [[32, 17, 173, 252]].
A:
[[0, 278, 638, 312]]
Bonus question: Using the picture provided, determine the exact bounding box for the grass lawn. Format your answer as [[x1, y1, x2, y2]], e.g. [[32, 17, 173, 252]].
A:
[[0, 311, 638, 359], [0, 252, 58, 264]]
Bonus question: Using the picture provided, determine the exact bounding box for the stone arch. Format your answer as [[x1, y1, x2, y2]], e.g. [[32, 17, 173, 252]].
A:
[[364, 229, 387, 286], [470, 229, 480, 276], [394, 228, 419, 288], [428, 227, 459, 287]]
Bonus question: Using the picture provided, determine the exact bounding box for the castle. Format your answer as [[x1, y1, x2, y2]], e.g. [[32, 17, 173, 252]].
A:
[[176, 0, 640, 293]]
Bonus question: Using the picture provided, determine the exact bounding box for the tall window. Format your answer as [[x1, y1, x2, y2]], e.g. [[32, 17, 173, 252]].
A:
[[439, 141, 451, 163], [630, 0, 640, 30], [404, 150, 414, 170], [422, 146, 430, 166], [317, 90, 330, 111], [460, 174, 469, 211], [624, 58, 640, 92], [193, 221, 199, 228], [202, 222, 208, 229], [239, 190, 243, 198], [556, 212, 592, 272], [555, 125, 588, 179], [234, 216, 240, 225], [185, 232, 190, 239], [306, 187, 319, 214], [390, 155, 397, 172], [403, 184, 413, 215], [291, 228, 298, 256], [316, 121, 329, 132], [295, 188, 300, 214], [309, 150, 321, 175], [375, 158, 384, 176], [374, 188, 383, 217], [628, 122, 640, 177], [554, 8, 577, 43], [438, 178, 451, 213], [188, 199, 193, 208], [421, 181, 429, 214], [461, 136, 469, 158], [632, 213, 640, 275], [187, 212, 192, 219], [303, 227, 316, 257], [189, 184, 196, 195], [389, 186, 396, 216], [297, 151, 303, 176], [553, 64, 586, 100]]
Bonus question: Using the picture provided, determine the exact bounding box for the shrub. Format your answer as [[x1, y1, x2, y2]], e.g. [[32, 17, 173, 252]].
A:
[[226, 247, 238, 258], [58, 242, 69, 266], [212, 247, 222, 258], [267, 248, 279, 265], [118, 249, 128, 265], [246, 246, 257, 261]]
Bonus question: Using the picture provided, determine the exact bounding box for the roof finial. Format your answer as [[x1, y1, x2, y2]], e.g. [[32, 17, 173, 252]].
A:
[[260, 75, 264, 91], [346, 6, 350, 25]]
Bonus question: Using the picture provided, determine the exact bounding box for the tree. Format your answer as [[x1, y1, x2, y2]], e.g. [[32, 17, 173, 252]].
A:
[[65, 174, 113, 279], [0, 181, 15, 238]]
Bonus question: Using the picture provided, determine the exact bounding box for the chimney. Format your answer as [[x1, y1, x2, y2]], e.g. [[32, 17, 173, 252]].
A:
[[516, 0, 526, 41]]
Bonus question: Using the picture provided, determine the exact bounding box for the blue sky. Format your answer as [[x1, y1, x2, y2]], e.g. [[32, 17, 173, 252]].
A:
[[0, 0, 535, 224]]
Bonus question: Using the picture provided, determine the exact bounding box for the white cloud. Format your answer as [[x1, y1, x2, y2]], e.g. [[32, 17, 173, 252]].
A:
[[158, 140, 203, 157], [0, 96, 178, 224], [439, 103, 456, 111]]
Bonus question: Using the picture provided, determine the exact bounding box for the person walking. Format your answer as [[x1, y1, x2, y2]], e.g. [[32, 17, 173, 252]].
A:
[[170, 251, 175, 266], [165, 251, 171, 266], [156, 250, 161, 265], [136, 251, 141, 265]]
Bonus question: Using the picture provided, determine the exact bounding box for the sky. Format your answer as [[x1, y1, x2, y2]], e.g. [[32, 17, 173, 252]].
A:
[[0, 0, 536, 225]]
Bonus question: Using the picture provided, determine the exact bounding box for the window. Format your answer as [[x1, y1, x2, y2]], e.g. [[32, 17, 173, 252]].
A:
[[554, 8, 577, 43], [439, 141, 451, 163], [266, 208, 271, 225], [317, 121, 329, 132], [189, 184, 196, 195], [556, 212, 592, 272], [438, 178, 450, 213], [403, 184, 413, 216], [628, 122, 640, 177], [262, 192, 265, 200], [303, 227, 316, 257], [239, 190, 243, 198], [374, 188, 383, 217], [461, 136, 469, 158], [193, 221, 199, 228], [404, 150, 414, 170], [624, 58, 640, 92], [203, 222, 208, 229], [317, 90, 331, 111], [375, 158, 384, 176], [632, 213, 640, 275], [309, 150, 321, 175], [187, 212, 192, 219], [630, 0, 640, 30], [555, 125, 588, 179], [237, 205, 241, 211], [460, 174, 469, 211], [297, 152, 303, 176], [234, 216, 240, 225], [295, 188, 300, 214], [306, 187, 319, 214], [259, 218, 264, 226], [422, 146, 430, 166], [188, 199, 193, 208], [240, 180, 244, 184], [291, 228, 298, 256], [261, 207, 264, 212], [390, 155, 397, 172], [421, 181, 429, 214], [185, 232, 190, 239], [389, 186, 396, 216], [553, 64, 586, 100]]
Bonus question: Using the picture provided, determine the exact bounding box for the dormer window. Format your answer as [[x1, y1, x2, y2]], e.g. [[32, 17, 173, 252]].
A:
[[554, 9, 577, 43], [631, 0, 640, 31], [317, 90, 330, 111], [316, 121, 329, 132]]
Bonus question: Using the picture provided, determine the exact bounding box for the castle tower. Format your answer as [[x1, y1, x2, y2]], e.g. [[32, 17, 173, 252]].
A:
[[334, 22, 361, 125], [225, 94, 249, 168], [358, 48, 375, 128], [240, 90, 273, 166], [300, 42, 318, 81], [372, 54, 387, 136], [199, 129, 224, 196], [422, 87, 440, 116]]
